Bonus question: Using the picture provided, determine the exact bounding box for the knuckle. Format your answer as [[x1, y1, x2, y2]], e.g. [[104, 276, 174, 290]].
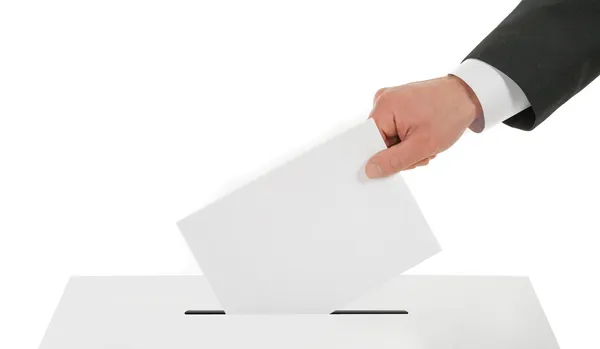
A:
[[389, 155, 402, 170], [374, 88, 387, 100], [375, 89, 393, 104], [416, 132, 436, 154], [395, 119, 409, 136]]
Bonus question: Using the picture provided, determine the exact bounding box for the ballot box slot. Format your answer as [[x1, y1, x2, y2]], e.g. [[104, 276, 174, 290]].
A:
[[184, 310, 409, 315], [330, 310, 408, 315], [184, 310, 226, 315]]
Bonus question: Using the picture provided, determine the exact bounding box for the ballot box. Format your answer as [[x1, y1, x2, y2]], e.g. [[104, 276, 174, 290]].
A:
[[40, 275, 559, 349]]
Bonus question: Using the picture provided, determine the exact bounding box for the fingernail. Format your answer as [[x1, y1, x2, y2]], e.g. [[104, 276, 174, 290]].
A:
[[365, 163, 383, 178]]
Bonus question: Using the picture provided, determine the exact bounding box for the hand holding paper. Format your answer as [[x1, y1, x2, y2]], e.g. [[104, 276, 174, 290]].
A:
[[178, 119, 440, 314], [367, 76, 481, 177]]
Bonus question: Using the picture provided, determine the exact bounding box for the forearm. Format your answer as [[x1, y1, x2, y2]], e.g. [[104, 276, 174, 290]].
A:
[[466, 0, 600, 130]]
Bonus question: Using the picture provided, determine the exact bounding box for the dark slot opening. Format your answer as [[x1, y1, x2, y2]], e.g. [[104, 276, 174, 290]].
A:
[[185, 310, 408, 315], [330, 310, 408, 315], [185, 310, 226, 315]]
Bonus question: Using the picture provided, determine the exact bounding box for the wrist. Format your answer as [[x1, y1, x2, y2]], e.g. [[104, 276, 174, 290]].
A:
[[447, 74, 483, 127]]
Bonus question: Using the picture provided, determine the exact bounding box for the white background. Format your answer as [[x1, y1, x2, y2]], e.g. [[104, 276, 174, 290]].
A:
[[1, 1, 598, 348]]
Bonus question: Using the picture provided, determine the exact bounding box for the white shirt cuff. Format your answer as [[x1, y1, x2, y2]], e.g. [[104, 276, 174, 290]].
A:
[[452, 59, 531, 132]]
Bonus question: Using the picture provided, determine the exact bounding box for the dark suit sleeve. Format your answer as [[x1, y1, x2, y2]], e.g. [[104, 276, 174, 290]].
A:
[[466, 0, 600, 130]]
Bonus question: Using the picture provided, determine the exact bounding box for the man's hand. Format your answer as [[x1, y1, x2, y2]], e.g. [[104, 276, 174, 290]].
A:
[[366, 75, 482, 178]]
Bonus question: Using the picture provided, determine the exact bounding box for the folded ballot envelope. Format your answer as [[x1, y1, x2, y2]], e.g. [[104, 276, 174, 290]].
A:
[[177, 119, 440, 314]]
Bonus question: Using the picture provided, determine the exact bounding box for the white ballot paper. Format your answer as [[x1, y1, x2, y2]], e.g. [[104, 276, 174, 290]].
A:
[[178, 119, 440, 314]]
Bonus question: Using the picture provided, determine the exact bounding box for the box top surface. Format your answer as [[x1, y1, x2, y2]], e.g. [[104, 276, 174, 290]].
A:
[[40, 275, 559, 349]]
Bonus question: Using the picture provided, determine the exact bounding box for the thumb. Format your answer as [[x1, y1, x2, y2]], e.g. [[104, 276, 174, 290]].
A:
[[365, 137, 429, 178]]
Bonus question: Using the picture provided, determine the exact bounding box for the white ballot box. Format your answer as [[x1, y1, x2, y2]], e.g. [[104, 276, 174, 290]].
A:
[[40, 275, 559, 349]]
